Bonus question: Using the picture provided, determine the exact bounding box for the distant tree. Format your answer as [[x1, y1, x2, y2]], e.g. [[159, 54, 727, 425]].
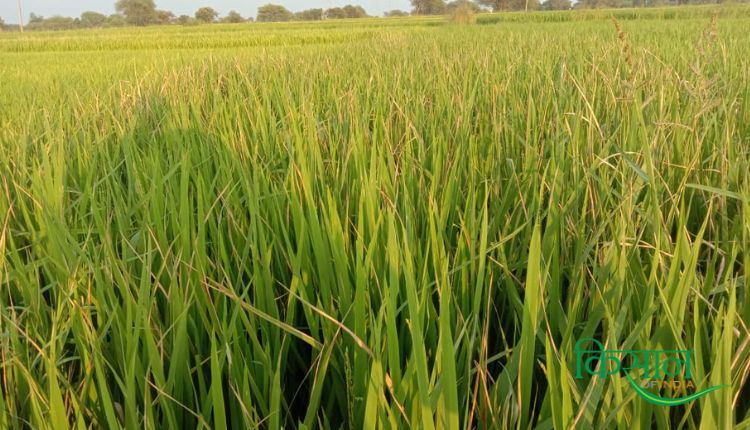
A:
[[80, 11, 107, 27], [106, 14, 127, 27], [223, 10, 245, 23], [26, 14, 43, 29], [411, 0, 447, 15], [324, 7, 347, 19], [384, 9, 410, 17], [343, 5, 368, 18], [294, 9, 324, 21], [477, 0, 501, 10], [115, 0, 157, 26], [28, 15, 78, 31], [325, 5, 368, 19], [0, 17, 5, 31], [195, 7, 219, 23], [155, 10, 175, 24], [542, 0, 571, 8], [257, 4, 293, 22], [29, 13, 44, 24], [574, 0, 621, 7], [176, 15, 192, 25], [478, 0, 505, 10], [477, 0, 537, 10]]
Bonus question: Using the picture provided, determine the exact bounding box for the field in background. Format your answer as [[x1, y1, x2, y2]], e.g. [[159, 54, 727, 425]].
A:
[[1, 5, 749, 429]]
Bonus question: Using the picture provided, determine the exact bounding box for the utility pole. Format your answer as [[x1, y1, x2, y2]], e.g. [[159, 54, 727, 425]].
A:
[[17, 0, 24, 32]]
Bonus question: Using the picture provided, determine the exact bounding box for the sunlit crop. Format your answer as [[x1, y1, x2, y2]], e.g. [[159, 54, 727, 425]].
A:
[[1, 6, 749, 429]]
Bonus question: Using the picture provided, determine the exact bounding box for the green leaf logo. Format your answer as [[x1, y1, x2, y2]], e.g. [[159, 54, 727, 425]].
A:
[[626, 374, 728, 407]]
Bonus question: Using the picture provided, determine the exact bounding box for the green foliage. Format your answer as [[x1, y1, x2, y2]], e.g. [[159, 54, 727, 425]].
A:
[[324, 5, 368, 19], [115, 0, 157, 26], [107, 14, 127, 27], [195, 7, 219, 23], [447, 0, 485, 14], [26, 15, 79, 31], [175, 15, 195, 25], [155, 10, 175, 25], [257, 4, 293, 22], [412, 0, 448, 14], [1, 6, 750, 430], [324, 7, 348, 19], [28, 13, 44, 24], [343, 4, 369, 17], [293, 9, 323, 21], [478, 0, 540, 11], [80, 11, 108, 28], [223, 10, 245, 23], [384, 9, 411, 17]]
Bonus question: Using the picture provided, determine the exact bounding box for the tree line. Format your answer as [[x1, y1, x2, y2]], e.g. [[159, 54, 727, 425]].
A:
[[2, 1, 375, 31], [412, 0, 738, 14], [0, 0, 742, 31]]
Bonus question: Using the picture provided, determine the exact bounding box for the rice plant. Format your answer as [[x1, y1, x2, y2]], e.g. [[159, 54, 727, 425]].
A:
[[0, 6, 749, 429]]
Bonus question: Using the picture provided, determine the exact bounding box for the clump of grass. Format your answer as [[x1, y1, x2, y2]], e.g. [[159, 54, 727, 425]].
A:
[[449, 4, 477, 25]]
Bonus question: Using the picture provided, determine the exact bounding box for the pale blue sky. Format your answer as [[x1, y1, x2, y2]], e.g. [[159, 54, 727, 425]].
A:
[[1, 1, 413, 23]]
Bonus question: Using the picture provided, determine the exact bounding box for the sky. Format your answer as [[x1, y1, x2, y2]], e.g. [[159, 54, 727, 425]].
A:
[[1, 0, 413, 24]]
